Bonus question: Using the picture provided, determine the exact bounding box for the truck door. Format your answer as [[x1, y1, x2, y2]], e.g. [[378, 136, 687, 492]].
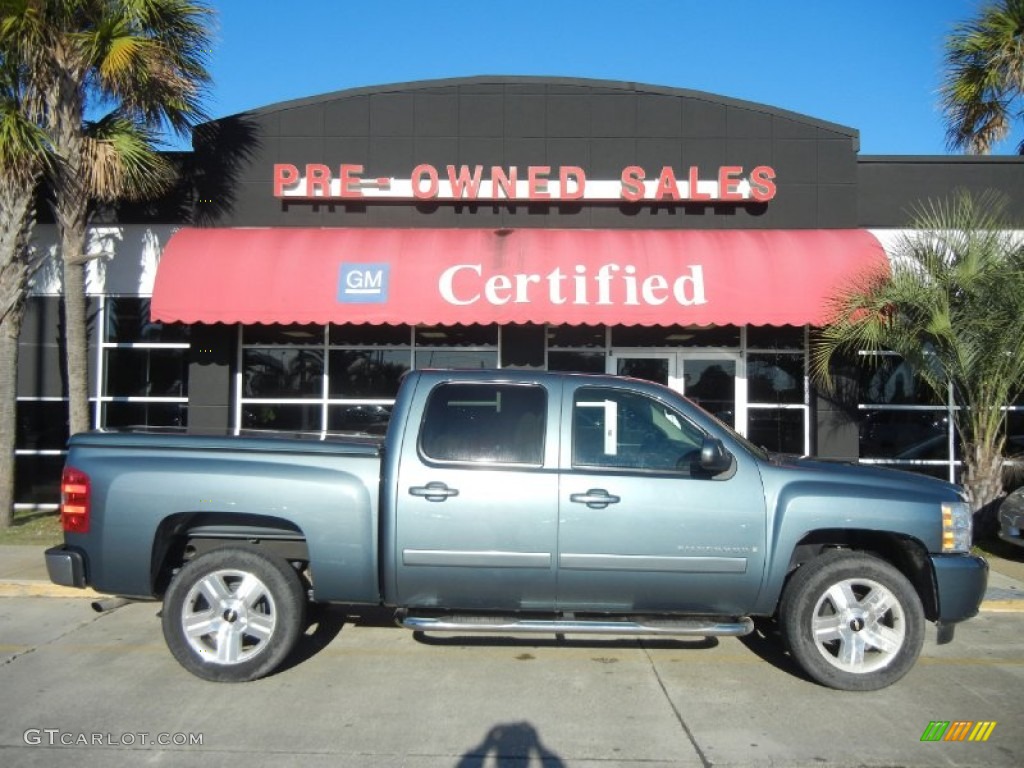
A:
[[393, 380, 559, 611], [556, 382, 767, 615]]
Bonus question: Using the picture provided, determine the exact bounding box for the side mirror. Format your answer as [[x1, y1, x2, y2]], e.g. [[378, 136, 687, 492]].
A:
[[699, 438, 732, 474]]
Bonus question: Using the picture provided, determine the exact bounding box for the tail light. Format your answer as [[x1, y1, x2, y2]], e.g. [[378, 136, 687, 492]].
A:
[[60, 467, 90, 534]]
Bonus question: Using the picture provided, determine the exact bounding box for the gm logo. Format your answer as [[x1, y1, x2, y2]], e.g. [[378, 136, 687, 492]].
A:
[[338, 263, 389, 303]]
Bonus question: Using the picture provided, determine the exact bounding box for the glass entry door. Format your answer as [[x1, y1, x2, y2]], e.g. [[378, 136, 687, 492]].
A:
[[609, 351, 746, 434]]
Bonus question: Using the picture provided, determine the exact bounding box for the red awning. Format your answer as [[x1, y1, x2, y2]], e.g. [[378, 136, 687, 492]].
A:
[[150, 227, 887, 326]]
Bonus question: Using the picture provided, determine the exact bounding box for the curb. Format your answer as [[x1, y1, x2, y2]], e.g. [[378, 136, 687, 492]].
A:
[[0, 579, 1021, 612], [0, 580, 101, 599], [977, 599, 1024, 613]]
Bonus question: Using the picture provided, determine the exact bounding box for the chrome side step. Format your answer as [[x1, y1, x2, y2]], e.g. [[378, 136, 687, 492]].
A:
[[397, 612, 754, 637]]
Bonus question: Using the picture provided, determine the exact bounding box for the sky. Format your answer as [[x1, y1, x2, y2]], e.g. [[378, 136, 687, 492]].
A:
[[187, 0, 1023, 157]]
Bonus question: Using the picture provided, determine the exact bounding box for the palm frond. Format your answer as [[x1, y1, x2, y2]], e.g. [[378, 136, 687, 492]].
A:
[[813, 189, 1024, 506], [82, 111, 173, 200], [940, 0, 1024, 154]]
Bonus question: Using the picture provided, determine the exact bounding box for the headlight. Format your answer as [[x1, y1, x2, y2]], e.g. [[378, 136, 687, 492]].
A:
[[941, 501, 972, 553]]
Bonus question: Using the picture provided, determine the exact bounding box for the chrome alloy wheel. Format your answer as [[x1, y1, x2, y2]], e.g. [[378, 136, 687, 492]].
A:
[[180, 569, 278, 665], [810, 577, 906, 674]]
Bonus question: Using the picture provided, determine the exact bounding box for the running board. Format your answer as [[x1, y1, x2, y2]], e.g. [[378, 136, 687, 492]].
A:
[[397, 612, 754, 637]]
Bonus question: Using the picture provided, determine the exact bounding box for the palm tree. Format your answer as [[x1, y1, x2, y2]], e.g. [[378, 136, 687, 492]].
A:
[[941, 0, 1024, 154], [812, 191, 1024, 519], [0, 53, 51, 528], [2, 0, 212, 435]]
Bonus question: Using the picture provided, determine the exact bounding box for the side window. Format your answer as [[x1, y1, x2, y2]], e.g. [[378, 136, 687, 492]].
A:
[[420, 383, 546, 465], [573, 387, 704, 472]]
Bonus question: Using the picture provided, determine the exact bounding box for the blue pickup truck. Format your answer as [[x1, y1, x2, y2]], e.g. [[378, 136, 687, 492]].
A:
[[46, 369, 987, 690]]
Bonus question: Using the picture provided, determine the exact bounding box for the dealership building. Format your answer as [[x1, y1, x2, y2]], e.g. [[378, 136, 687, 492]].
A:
[[15, 76, 1024, 506]]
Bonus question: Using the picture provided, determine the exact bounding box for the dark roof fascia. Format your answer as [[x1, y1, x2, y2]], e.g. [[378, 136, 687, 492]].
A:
[[202, 74, 859, 141]]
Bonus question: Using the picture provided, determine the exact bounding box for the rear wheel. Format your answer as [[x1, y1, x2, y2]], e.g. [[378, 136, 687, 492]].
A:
[[162, 547, 306, 682], [779, 551, 924, 691]]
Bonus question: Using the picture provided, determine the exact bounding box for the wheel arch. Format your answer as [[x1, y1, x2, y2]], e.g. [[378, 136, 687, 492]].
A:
[[150, 512, 309, 596], [779, 529, 938, 621]]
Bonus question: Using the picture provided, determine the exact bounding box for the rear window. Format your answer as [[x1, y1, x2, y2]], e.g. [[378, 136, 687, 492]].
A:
[[419, 383, 546, 465]]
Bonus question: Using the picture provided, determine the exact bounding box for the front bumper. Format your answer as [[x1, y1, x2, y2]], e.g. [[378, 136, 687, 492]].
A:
[[44, 546, 87, 589], [931, 553, 988, 622]]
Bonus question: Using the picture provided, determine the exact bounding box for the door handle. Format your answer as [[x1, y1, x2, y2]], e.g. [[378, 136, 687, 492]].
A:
[[408, 481, 459, 502], [569, 489, 621, 509]]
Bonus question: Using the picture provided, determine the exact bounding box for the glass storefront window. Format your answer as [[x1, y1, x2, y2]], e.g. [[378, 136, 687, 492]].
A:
[[328, 350, 410, 397], [748, 408, 805, 455], [98, 297, 190, 436], [243, 349, 324, 398], [858, 355, 944, 406], [104, 296, 189, 343], [1002, 410, 1024, 458], [104, 402, 188, 430], [858, 408, 953, 460], [14, 454, 64, 505], [105, 348, 189, 398], [16, 401, 69, 450], [548, 350, 606, 373], [414, 350, 498, 369], [241, 404, 322, 432], [237, 324, 500, 435], [328, 404, 392, 435], [748, 353, 804, 404]]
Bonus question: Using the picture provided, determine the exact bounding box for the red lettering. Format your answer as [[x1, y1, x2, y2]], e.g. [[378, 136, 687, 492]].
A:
[[620, 166, 645, 202], [559, 166, 586, 200], [655, 166, 680, 201], [717, 166, 743, 201], [339, 164, 364, 198], [492, 166, 518, 199], [411, 164, 439, 199], [688, 166, 712, 201], [528, 166, 551, 199], [750, 165, 777, 202], [273, 163, 299, 197], [447, 165, 483, 199], [305, 164, 331, 198]]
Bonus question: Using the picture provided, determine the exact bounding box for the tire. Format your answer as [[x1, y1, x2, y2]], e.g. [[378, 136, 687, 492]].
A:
[[161, 547, 307, 682], [779, 551, 924, 691]]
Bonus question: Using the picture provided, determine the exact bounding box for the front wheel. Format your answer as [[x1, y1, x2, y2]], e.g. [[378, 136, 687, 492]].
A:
[[161, 547, 306, 682], [779, 551, 924, 691]]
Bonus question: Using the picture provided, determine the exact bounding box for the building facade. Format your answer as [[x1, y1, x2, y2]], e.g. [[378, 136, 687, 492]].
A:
[[15, 76, 1024, 506]]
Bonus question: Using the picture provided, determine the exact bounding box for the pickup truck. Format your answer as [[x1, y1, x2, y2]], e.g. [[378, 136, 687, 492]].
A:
[[45, 369, 987, 690]]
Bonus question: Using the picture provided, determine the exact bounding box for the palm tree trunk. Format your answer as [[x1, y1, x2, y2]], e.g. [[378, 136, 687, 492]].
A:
[[0, 307, 23, 528], [962, 441, 1006, 539], [0, 191, 36, 529], [50, 80, 93, 437], [61, 237, 91, 436]]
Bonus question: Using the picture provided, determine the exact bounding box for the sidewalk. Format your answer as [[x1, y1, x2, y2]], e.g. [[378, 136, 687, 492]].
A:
[[0, 544, 1021, 609]]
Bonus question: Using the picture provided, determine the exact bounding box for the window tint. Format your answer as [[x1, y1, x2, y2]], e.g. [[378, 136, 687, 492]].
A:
[[420, 383, 546, 465], [573, 387, 704, 472]]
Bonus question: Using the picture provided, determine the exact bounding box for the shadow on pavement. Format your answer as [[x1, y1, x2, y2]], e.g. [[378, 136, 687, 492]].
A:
[[457, 721, 565, 767], [736, 619, 809, 681]]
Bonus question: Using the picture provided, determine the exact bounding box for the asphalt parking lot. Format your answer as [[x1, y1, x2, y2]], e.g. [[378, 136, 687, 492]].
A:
[[1, 545, 1022, 767]]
